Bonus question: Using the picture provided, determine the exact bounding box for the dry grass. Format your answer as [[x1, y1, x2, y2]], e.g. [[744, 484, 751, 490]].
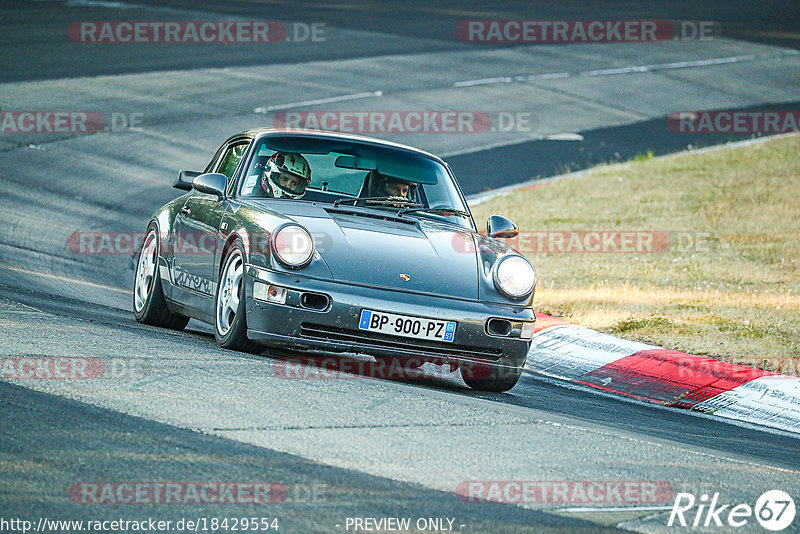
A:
[[470, 134, 800, 376]]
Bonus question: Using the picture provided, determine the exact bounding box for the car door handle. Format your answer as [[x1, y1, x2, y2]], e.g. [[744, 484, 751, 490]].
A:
[[180, 206, 191, 216]]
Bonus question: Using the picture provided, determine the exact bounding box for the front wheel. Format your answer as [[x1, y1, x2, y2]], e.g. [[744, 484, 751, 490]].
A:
[[133, 226, 190, 330], [214, 240, 263, 354], [461, 363, 523, 392]]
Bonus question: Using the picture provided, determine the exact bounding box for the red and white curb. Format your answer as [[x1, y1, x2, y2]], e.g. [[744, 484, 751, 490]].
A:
[[528, 313, 800, 434]]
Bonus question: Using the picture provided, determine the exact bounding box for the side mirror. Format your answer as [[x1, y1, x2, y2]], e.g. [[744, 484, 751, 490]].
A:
[[487, 215, 519, 239], [174, 170, 201, 191], [192, 173, 227, 198]]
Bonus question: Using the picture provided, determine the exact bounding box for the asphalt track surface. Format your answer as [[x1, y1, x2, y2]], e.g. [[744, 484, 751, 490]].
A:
[[1, 1, 800, 532]]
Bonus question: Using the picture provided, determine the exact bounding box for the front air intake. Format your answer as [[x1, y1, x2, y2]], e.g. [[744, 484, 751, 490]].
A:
[[300, 292, 330, 311], [486, 318, 513, 337]]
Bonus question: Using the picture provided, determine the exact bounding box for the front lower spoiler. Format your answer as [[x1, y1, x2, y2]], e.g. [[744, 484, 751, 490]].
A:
[[244, 265, 533, 370]]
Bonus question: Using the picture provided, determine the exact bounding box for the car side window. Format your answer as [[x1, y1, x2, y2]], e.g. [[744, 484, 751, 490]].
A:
[[216, 143, 249, 180]]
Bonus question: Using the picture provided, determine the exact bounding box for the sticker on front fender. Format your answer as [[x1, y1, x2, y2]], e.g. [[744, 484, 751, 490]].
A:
[[359, 310, 456, 343]]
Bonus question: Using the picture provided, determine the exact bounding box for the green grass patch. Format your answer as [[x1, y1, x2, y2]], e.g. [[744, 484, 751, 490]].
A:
[[470, 135, 800, 375]]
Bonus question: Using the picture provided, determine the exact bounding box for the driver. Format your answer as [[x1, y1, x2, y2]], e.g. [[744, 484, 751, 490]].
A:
[[366, 171, 418, 201], [257, 152, 312, 199]]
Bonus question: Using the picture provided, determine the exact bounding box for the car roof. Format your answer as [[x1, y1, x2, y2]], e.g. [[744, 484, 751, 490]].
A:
[[229, 128, 446, 164]]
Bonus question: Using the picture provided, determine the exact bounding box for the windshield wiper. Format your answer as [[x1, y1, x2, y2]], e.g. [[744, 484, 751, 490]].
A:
[[333, 196, 422, 208], [333, 196, 376, 207], [396, 206, 471, 219]]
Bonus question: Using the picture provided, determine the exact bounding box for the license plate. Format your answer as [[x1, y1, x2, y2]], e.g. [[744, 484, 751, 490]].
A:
[[358, 310, 456, 343]]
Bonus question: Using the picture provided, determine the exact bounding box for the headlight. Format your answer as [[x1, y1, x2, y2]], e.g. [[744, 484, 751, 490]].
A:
[[272, 224, 314, 268], [493, 255, 535, 299]]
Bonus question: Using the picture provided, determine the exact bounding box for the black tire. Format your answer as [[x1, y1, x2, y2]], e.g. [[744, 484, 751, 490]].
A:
[[214, 240, 263, 354], [461, 363, 523, 392], [133, 225, 190, 330]]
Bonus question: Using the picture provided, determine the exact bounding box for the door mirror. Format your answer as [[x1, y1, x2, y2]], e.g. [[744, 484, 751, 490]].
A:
[[174, 170, 201, 191], [192, 173, 227, 198], [487, 215, 519, 238]]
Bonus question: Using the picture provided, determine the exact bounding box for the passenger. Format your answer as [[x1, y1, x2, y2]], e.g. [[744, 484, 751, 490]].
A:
[[366, 170, 418, 201]]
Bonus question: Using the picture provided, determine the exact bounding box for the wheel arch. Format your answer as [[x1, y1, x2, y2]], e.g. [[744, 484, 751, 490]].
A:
[[219, 230, 250, 276]]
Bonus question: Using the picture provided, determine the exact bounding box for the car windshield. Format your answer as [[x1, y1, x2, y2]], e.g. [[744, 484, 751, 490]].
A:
[[238, 135, 474, 230]]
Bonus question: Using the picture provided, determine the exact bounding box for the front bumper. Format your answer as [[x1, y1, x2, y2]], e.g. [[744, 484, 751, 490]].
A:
[[244, 266, 533, 370]]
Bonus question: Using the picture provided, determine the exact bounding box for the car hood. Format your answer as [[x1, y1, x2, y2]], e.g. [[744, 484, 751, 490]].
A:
[[248, 201, 481, 299]]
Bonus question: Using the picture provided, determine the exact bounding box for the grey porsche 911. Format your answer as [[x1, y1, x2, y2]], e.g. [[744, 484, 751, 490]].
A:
[[133, 129, 536, 391]]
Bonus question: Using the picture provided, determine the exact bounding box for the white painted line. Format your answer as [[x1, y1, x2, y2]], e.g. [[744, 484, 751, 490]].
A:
[[453, 50, 799, 87], [64, 0, 145, 8], [545, 132, 584, 141], [516, 72, 570, 81], [136, 128, 210, 150], [556, 505, 674, 513], [441, 133, 582, 158], [581, 65, 650, 76], [453, 77, 512, 88], [253, 90, 383, 114], [581, 54, 759, 77]]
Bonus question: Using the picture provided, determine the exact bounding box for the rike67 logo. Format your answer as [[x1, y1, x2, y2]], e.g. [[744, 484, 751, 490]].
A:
[[669, 490, 795, 531]]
